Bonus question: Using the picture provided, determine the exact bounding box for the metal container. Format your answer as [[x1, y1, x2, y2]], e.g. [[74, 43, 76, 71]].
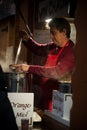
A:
[[59, 81, 72, 93], [8, 72, 29, 92]]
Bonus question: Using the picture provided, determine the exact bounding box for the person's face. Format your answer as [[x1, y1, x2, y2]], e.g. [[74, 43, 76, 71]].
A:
[[50, 28, 66, 47]]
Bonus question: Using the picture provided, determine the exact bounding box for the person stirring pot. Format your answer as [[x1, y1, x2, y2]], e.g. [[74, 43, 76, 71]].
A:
[[10, 17, 75, 110]]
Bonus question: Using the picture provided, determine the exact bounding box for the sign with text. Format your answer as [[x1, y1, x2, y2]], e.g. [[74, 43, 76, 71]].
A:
[[8, 93, 34, 127]]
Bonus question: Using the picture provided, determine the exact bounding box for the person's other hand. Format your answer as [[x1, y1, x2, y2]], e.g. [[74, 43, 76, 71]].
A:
[[19, 30, 30, 41]]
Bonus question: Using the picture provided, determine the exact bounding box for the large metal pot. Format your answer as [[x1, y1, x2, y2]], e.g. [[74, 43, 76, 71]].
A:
[[59, 81, 72, 93], [8, 72, 29, 92]]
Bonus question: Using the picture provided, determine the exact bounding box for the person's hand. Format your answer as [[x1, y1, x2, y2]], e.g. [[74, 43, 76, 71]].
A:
[[9, 64, 30, 73], [19, 30, 30, 42]]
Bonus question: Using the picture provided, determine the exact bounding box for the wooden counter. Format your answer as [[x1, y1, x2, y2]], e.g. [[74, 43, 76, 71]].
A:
[[19, 109, 70, 130], [42, 110, 70, 130]]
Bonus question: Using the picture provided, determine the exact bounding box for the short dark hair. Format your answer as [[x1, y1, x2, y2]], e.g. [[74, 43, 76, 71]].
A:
[[49, 17, 71, 38]]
